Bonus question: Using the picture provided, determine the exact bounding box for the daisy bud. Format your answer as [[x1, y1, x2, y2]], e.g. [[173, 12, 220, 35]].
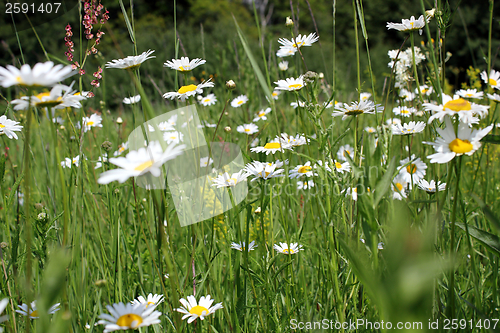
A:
[[319, 72, 324, 79], [94, 279, 107, 287], [0, 242, 7, 249], [224, 126, 232, 133], [37, 212, 47, 221], [34, 203, 44, 210], [116, 117, 123, 124], [226, 80, 236, 90], [60, 125, 65, 130], [286, 16, 294, 27], [254, 206, 261, 214], [101, 140, 112, 152]]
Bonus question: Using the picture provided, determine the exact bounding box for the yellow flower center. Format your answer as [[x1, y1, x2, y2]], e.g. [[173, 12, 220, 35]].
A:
[[237, 100, 244, 105], [16, 76, 23, 83], [116, 314, 143, 328], [134, 160, 154, 172], [489, 78, 497, 86], [0, 124, 5, 128], [272, 92, 278, 97], [345, 109, 364, 115], [288, 84, 302, 90], [30, 310, 39, 318], [292, 41, 304, 48], [228, 177, 237, 185], [283, 248, 295, 254], [179, 66, 186, 71], [400, 109, 410, 114], [335, 162, 342, 169], [449, 138, 473, 154], [422, 88, 428, 94], [298, 166, 312, 173], [466, 94, 473, 97], [395, 183, 403, 191], [178, 84, 197, 94], [87, 121, 95, 126], [261, 171, 271, 178], [258, 112, 265, 117], [343, 150, 351, 157], [264, 142, 281, 149], [189, 305, 209, 316], [443, 98, 471, 112], [406, 164, 417, 174], [146, 302, 155, 307], [244, 128, 251, 132], [203, 98, 210, 103]]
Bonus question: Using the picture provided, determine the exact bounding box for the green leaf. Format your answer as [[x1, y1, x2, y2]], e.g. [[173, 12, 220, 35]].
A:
[[232, 16, 272, 102], [373, 156, 398, 208], [456, 223, 500, 256], [0, 154, 5, 184], [471, 193, 500, 233], [481, 134, 500, 144]]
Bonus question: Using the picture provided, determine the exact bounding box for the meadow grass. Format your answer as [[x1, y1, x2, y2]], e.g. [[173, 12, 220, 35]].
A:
[[1, 1, 500, 333]]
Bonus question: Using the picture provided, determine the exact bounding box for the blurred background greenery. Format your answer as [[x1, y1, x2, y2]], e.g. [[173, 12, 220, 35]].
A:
[[1, 0, 500, 104]]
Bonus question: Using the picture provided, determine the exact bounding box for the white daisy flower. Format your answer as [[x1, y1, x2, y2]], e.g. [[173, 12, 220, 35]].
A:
[[392, 174, 408, 200], [253, 107, 272, 122], [105, 50, 155, 70], [230, 95, 249, 108], [480, 69, 500, 90], [250, 138, 259, 148], [123, 95, 141, 104], [277, 133, 308, 147], [331, 100, 383, 120], [231, 241, 257, 252], [288, 161, 315, 179], [82, 114, 103, 132], [393, 106, 416, 117], [113, 142, 129, 156], [164, 57, 206, 72], [274, 76, 305, 91], [290, 100, 306, 109], [337, 144, 354, 162], [199, 93, 217, 106], [423, 94, 489, 124], [274, 242, 303, 254], [98, 302, 161, 332], [332, 160, 351, 174], [424, 117, 493, 163], [175, 295, 223, 324], [97, 141, 185, 184], [61, 155, 82, 168], [245, 161, 284, 181], [95, 154, 108, 169], [271, 90, 281, 100], [163, 131, 184, 144], [250, 140, 291, 155], [200, 156, 213, 168], [398, 155, 427, 184], [211, 170, 249, 188], [16, 301, 60, 319], [417, 179, 446, 194], [11, 83, 86, 110], [278, 61, 288, 71], [297, 180, 315, 190], [386, 15, 426, 35], [416, 84, 433, 96], [364, 127, 377, 134], [0, 115, 23, 140], [236, 123, 259, 135], [131, 294, 164, 308], [0, 298, 9, 330], [487, 93, 500, 102], [313, 160, 332, 172], [342, 187, 360, 201], [163, 79, 214, 102], [278, 32, 319, 50], [391, 121, 426, 135], [456, 89, 483, 99], [399, 89, 416, 101], [276, 46, 297, 58], [0, 61, 74, 87], [324, 100, 339, 109], [360, 92, 372, 101], [386, 118, 402, 125]]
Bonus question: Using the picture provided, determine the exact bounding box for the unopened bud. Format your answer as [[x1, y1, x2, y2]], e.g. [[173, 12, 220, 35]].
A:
[[226, 80, 236, 90], [94, 279, 107, 287], [34, 203, 44, 210], [0, 242, 8, 249], [101, 140, 112, 152], [116, 117, 123, 124], [254, 206, 261, 214], [286, 17, 294, 27], [224, 126, 232, 133]]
